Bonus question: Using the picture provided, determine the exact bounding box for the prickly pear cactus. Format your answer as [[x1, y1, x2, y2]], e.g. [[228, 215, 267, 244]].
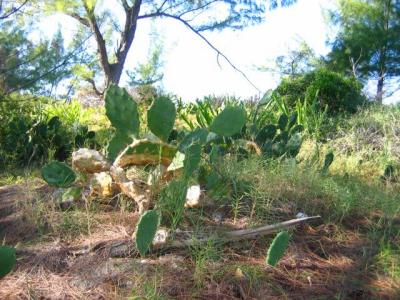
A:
[[266, 231, 290, 267], [322, 151, 334, 174], [179, 128, 208, 153], [286, 133, 302, 157], [41, 161, 76, 188], [115, 139, 177, 167], [278, 114, 288, 131], [255, 124, 277, 145], [0, 246, 16, 278], [136, 210, 159, 256], [105, 85, 140, 136], [287, 112, 298, 129], [107, 132, 133, 161], [210, 106, 246, 137], [183, 143, 201, 179], [147, 96, 176, 142]]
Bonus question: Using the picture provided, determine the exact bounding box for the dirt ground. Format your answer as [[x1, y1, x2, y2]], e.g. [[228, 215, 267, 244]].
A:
[[0, 183, 399, 299]]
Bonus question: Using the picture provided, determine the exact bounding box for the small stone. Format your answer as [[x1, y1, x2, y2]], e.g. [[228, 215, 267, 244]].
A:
[[296, 212, 308, 219], [184, 185, 202, 208], [152, 228, 169, 248], [212, 211, 224, 223], [72, 148, 110, 173], [90, 172, 114, 198]]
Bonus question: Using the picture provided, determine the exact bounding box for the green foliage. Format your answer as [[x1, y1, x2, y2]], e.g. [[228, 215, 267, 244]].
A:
[[0, 246, 16, 278], [210, 106, 247, 137], [0, 95, 98, 168], [255, 112, 303, 158], [274, 68, 365, 115], [41, 161, 76, 188], [0, 23, 73, 94], [266, 231, 290, 266], [327, 0, 400, 101], [105, 85, 140, 136], [136, 210, 159, 256], [158, 180, 188, 229], [147, 96, 176, 142]]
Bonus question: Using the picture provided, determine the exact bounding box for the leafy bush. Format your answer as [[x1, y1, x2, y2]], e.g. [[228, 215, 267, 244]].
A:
[[274, 68, 365, 115], [0, 94, 96, 168]]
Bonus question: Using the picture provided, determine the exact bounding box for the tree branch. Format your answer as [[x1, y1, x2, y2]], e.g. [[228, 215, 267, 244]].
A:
[[66, 12, 90, 27], [85, 78, 104, 96], [143, 12, 261, 93], [0, 0, 28, 20]]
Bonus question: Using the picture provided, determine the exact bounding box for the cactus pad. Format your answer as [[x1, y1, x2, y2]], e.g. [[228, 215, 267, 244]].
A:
[[147, 96, 176, 142], [115, 139, 177, 167], [179, 128, 208, 153], [41, 161, 76, 187], [266, 231, 290, 267], [107, 132, 133, 162], [105, 85, 140, 136], [136, 210, 159, 256], [0, 246, 16, 278], [183, 143, 201, 178], [210, 106, 246, 137]]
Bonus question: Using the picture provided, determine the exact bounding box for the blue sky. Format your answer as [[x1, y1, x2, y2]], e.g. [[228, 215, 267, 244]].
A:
[[38, 0, 398, 104]]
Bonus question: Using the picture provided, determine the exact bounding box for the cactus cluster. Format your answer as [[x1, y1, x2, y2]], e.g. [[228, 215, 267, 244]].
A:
[[255, 112, 303, 158]]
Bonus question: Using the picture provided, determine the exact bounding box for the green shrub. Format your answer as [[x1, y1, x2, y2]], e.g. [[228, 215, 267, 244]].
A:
[[0, 94, 97, 168], [274, 68, 365, 115]]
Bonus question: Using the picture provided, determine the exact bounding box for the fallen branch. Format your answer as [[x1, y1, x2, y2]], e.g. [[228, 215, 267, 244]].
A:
[[97, 215, 321, 257], [16, 216, 321, 258]]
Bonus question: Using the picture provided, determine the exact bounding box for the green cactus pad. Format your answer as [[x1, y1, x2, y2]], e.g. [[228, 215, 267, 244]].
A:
[[184, 143, 201, 179], [322, 151, 334, 174], [179, 128, 208, 153], [266, 231, 290, 267], [147, 96, 176, 142], [256, 124, 277, 145], [41, 161, 76, 188], [107, 132, 133, 162], [61, 187, 82, 202], [290, 124, 304, 135], [288, 112, 298, 129], [105, 85, 140, 136], [115, 139, 177, 167], [278, 114, 288, 131], [210, 106, 246, 137], [136, 210, 159, 256], [273, 131, 289, 144], [0, 246, 16, 278], [287, 133, 302, 157]]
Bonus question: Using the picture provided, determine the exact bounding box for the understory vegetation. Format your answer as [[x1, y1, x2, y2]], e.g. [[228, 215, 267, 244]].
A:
[[1, 1, 400, 298], [1, 87, 399, 299]]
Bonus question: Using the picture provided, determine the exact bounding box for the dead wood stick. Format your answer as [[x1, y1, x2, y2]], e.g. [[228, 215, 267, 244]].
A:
[[16, 216, 321, 258], [109, 215, 321, 257]]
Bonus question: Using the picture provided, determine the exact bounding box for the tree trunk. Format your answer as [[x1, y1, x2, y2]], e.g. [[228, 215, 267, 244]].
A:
[[376, 74, 384, 103]]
